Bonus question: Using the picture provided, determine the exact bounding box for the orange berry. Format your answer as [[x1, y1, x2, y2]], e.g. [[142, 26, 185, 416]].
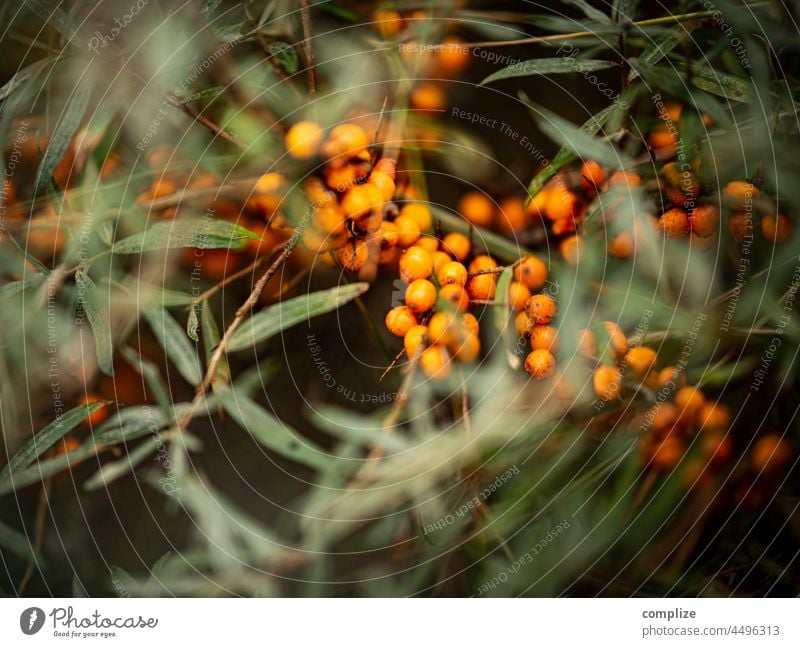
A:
[[657, 366, 686, 391], [372, 9, 405, 38], [322, 123, 370, 160], [658, 208, 690, 238], [442, 232, 471, 261], [466, 273, 496, 301], [761, 214, 791, 243], [411, 82, 446, 113], [439, 283, 470, 312], [80, 394, 109, 428], [405, 279, 437, 313], [544, 185, 577, 221], [459, 191, 495, 228], [378, 245, 399, 266], [674, 386, 705, 422], [385, 305, 418, 337], [416, 236, 440, 253], [460, 312, 480, 336], [697, 400, 731, 431], [608, 171, 642, 187], [624, 346, 657, 377], [648, 128, 677, 153], [341, 183, 384, 220], [432, 250, 453, 273], [468, 255, 498, 273], [513, 255, 547, 290], [451, 332, 480, 362], [525, 294, 557, 325], [404, 325, 428, 358], [335, 240, 369, 272], [650, 436, 685, 471], [373, 157, 397, 181], [394, 216, 421, 247], [314, 203, 346, 235], [690, 205, 719, 237], [647, 402, 679, 434], [560, 235, 582, 265], [580, 160, 606, 191], [608, 230, 635, 259], [515, 311, 532, 337], [593, 364, 622, 401], [498, 197, 528, 233], [723, 181, 760, 209], [399, 245, 433, 281], [727, 211, 754, 241], [198, 248, 241, 281], [400, 203, 432, 231], [369, 171, 396, 201], [601, 321, 628, 359], [375, 221, 399, 248], [525, 349, 556, 379], [530, 325, 558, 352], [437, 37, 470, 73], [702, 431, 733, 467], [577, 328, 598, 357], [437, 261, 468, 286], [419, 345, 451, 380], [427, 311, 455, 346], [752, 433, 790, 473], [255, 172, 286, 195], [285, 120, 324, 159], [507, 281, 532, 311]]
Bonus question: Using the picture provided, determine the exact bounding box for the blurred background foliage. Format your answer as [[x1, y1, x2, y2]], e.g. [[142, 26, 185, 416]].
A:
[[0, 0, 799, 597]]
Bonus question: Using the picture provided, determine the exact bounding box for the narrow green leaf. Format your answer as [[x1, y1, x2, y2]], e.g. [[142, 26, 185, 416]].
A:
[[628, 26, 692, 81], [309, 405, 407, 453], [112, 219, 259, 255], [75, 270, 113, 376], [0, 60, 47, 101], [563, 0, 612, 24], [200, 301, 221, 360], [0, 401, 105, 483], [83, 435, 164, 491], [481, 58, 616, 85], [227, 283, 370, 352], [687, 65, 751, 102], [121, 347, 172, 414], [529, 103, 629, 168], [0, 521, 44, 565], [524, 100, 618, 202], [144, 306, 202, 386], [494, 266, 514, 337], [33, 80, 91, 198], [217, 385, 337, 471], [72, 574, 89, 597]]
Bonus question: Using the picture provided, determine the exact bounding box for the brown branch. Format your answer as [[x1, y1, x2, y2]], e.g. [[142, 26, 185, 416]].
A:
[[17, 477, 52, 596], [166, 95, 244, 149], [299, 0, 316, 96]]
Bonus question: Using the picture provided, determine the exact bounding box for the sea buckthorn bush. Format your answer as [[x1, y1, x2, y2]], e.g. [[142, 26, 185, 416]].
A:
[[0, 0, 798, 599]]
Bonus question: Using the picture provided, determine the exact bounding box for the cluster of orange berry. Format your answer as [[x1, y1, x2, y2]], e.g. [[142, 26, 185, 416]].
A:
[[384, 231, 507, 379], [507, 104, 795, 262]]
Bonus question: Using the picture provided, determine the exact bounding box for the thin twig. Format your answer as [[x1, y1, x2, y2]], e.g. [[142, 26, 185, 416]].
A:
[[452, 6, 768, 49], [379, 346, 407, 383], [189, 247, 279, 309], [17, 477, 52, 596], [166, 95, 244, 148], [299, 0, 316, 95], [172, 221, 307, 436]]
